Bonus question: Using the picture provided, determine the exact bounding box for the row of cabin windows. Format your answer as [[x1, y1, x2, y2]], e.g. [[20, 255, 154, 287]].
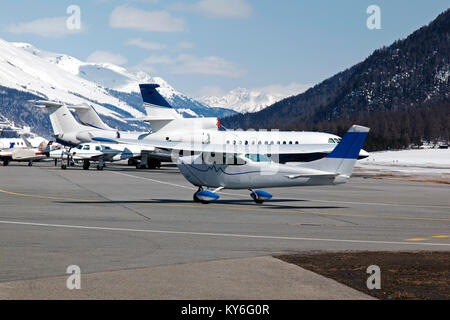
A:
[[76, 145, 111, 151], [225, 140, 300, 145], [224, 138, 341, 145]]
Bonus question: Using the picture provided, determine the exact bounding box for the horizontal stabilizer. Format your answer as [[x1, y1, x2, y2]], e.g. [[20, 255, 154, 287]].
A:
[[285, 172, 338, 179]]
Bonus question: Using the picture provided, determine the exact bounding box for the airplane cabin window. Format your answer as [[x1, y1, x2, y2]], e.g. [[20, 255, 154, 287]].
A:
[[95, 146, 101, 151], [83, 145, 90, 150], [245, 154, 271, 162]]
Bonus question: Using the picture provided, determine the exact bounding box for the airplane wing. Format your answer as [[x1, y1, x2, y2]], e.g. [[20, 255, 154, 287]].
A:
[[92, 137, 336, 155]]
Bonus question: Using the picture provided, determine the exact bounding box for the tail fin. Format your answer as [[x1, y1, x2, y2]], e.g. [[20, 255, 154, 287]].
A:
[[69, 103, 113, 130], [303, 125, 370, 176], [140, 84, 172, 108], [34, 100, 85, 136], [138, 84, 181, 132]]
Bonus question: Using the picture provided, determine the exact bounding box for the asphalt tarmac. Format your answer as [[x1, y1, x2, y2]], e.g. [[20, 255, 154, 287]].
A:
[[0, 162, 449, 298]]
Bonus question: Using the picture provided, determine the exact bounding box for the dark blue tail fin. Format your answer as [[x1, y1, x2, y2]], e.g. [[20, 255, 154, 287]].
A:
[[139, 84, 172, 108]]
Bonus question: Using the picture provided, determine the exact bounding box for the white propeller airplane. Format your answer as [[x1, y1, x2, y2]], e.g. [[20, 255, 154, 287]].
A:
[[49, 142, 124, 170], [95, 124, 369, 204]]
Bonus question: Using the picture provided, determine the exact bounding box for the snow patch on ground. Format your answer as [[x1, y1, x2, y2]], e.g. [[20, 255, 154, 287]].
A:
[[355, 149, 450, 182]]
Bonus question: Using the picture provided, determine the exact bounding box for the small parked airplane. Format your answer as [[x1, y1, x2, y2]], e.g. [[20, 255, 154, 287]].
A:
[[0, 136, 47, 166], [49, 142, 123, 170], [94, 124, 369, 203]]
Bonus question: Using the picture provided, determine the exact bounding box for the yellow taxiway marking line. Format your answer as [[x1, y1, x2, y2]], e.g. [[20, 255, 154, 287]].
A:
[[431, 235, 450, 238], [405, 238, 430, 241], [0, 188, 99, 203], [1, 187, 450, 222]]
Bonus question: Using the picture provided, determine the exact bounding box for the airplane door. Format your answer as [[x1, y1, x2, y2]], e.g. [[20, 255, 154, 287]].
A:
[[202, 132, 210, 144]]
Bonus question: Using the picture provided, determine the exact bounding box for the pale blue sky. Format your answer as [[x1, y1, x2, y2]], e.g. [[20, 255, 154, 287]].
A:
[[0, 0, 448, 97]]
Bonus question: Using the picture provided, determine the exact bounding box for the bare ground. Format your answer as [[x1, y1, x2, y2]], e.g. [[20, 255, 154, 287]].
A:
[[276, 251, 450, 300]]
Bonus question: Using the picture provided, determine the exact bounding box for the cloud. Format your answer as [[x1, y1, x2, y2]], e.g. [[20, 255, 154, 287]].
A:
[[171, 0, 252, 19], [131, 54, 245, 78], [171, 54, 246, 78], [5, 16, 84, 38], [177, 41, 195, 49], [86, 51, 128, 65], [97, 0, 159, 2], [126, 38, 167, 51], [110, 5, 185, 32]]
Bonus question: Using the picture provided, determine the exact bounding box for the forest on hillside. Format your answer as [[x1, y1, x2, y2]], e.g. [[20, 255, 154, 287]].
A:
[[222, 9, 450, 151]]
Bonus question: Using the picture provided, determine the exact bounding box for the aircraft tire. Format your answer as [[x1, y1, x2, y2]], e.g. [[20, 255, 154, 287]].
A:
[[193, 192, 209, 204], [61, 164, 67, 170], [251, 192, 264, 204]]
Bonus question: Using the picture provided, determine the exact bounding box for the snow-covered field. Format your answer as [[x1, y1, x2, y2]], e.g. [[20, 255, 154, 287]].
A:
[[354, 148, 450, 182]]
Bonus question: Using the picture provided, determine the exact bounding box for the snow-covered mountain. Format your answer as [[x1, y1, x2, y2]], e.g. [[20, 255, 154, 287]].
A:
[[15, 41, 236, 119], [0, 39, 236, 135], [199, 83, 311, 114]]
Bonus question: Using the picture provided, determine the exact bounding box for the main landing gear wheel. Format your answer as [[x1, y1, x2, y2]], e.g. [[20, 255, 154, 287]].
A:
[[61, 164, 67, 170], [250, 190, 272, 204], [250, 192, 265, 204], [83, 160, 90, 170], [193, 188, 209, 204], [96, 164, 104, 170]]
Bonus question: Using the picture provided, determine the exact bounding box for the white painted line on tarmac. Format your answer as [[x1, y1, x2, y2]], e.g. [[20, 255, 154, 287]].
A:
[[109, 171, 450, 208], [109, 171, 248, 197], [1, 220, 450, 247]]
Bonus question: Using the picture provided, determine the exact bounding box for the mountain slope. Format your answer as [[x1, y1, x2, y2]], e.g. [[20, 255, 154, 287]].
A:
[[199, 83, 311, 114], [13, 42, 236, 118], [0, 39, 236, 136], [222, 9, 450, 150]]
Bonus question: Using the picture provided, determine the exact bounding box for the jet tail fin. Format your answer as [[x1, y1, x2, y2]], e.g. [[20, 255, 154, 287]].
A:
[[33, 100, 85, 136], [69, 103, 113, 130], [138, 84, 181, 132], [302, 125, 370, 176]]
